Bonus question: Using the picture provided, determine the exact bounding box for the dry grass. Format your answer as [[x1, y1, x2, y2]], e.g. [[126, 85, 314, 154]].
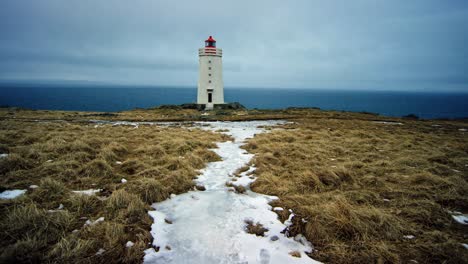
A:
[[244, 219, 268, 236], [1, 107, 467, 263], [0, 118, 227, 263], [244, 116, 468, 263]]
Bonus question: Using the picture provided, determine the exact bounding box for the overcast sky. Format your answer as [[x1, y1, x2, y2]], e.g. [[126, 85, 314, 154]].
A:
[[0, 0, 467, 91]]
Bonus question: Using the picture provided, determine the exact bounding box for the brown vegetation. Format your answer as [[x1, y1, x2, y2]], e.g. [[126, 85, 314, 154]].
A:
[[1, 107, 467, 263], [0, 118, 227, 263], [244, 219, 268, 236], [244, 116, 468, 263]]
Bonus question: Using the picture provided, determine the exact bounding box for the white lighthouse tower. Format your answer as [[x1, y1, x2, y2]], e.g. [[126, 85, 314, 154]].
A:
[[197, 36, 224, 110]]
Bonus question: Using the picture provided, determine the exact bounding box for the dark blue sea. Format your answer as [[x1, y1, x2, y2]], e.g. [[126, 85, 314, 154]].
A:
[[1, 85, 468, 119]]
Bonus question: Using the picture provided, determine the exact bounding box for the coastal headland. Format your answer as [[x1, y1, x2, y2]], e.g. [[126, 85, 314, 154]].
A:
[[1, 106, 467, 263]]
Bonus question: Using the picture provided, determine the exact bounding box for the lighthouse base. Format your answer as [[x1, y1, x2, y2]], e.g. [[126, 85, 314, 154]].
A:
[[195, 102, 245, 111], [205, 103, 214, 110]]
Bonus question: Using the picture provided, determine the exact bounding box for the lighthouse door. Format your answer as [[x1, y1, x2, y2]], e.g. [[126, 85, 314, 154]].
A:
[[208, 93, 212, 103]]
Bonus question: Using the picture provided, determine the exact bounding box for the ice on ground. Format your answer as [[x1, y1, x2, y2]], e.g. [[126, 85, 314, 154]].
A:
[[0, 189, 26, 199], [84, 217, 105, 226], [452, 214, 468, 225], [48, 203, 65, 213], [72, 189, 102, 196], [126, 241, 135, 248], [144, 121, 319, 264], [373, 121, 403, 125]]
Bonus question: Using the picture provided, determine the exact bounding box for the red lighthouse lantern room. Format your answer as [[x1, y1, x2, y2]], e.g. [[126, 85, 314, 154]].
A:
[[205, 36, 216, 48]]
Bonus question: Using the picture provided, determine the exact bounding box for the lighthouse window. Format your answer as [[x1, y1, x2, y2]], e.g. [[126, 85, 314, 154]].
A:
[[208, 80, 212, 83], [208, 74, 211, 76], [208, 60, 211, 63], [208, 67, 211, 70]]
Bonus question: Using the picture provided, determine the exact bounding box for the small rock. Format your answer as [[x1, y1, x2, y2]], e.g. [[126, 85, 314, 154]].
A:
[[121, 178, 127, 183], [270, 235, 279, 241], [165, 245, 171, 250], [46, 159, 53, 163], [116, 161, 122, 165], [195, 184, 206, 191], [170, 194, 176, 198], [95, 248, 106, 255], [57, 204, 64, 210], [29, 185, 39, 189], [165, 218, 173, 224], [383, 198, 391, 202], [403, 235, 415, 239], [289, 251, 301, 258]]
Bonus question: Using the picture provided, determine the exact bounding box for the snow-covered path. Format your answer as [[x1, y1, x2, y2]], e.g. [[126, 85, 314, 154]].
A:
[[144, 121, 319, 264]]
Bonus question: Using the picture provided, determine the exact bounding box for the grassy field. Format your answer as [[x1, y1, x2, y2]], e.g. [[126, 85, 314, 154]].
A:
[[1, 107, 467, 263], [244, 116, 468, 263], [0, 116, 229, 263]]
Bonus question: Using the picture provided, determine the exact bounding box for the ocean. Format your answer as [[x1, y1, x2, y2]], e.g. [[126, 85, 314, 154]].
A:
[[1, 85, 467, 119]]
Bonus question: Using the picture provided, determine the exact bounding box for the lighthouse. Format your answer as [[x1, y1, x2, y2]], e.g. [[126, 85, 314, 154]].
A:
[[197, 36, 224, 110]]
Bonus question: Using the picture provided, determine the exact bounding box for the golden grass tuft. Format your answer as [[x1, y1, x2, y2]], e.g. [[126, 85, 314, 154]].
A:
[[81, 159, 115, 178], [30, 177, 70, 206], [125, 178, 169, 204], [48, 235, 95, 262]]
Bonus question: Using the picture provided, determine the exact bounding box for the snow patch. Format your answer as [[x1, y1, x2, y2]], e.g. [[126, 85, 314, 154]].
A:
[[373, 121, 403, 125], [0, 189, 26, 199], [126, 241, 135, 248], [121, 178, 128, 183], [72, 189, 102, 196], [0, 153, 9, 158], [84, 217, 105, 226], [144, 121, 318, 264], [452, 214, 468, 225]]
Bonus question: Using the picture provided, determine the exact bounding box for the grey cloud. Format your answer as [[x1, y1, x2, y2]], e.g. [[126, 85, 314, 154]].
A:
[[0, 0, 467, 90]]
